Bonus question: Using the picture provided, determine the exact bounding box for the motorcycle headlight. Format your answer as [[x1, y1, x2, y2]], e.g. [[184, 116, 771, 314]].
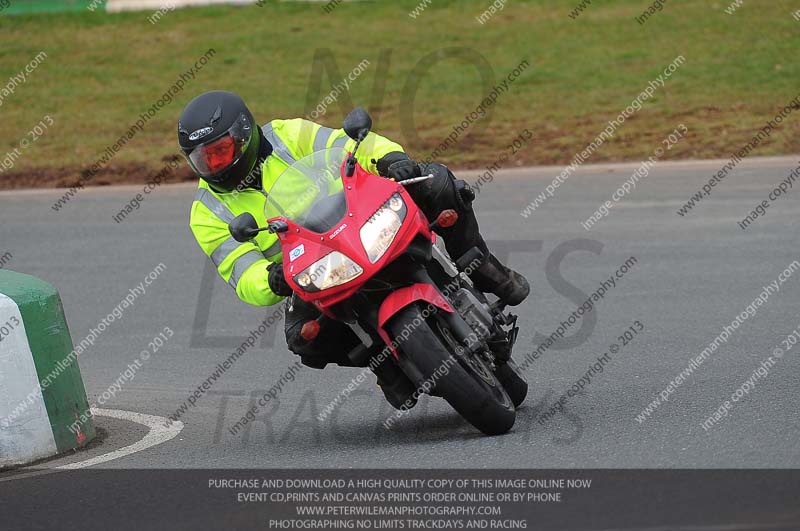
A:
[[294, 251, 363, 292], [360, 193, 407, 263]]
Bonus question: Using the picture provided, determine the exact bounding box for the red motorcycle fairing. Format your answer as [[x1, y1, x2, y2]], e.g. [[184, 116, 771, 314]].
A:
[[376, 283, 454, 357], [269, 156, 433, 316]]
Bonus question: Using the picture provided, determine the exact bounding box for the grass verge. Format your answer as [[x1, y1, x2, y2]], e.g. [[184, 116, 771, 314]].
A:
[[0, 0, 798, 189]]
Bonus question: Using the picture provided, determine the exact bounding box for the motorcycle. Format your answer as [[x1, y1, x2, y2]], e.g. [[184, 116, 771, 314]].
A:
[[229, 108, 528, 435]]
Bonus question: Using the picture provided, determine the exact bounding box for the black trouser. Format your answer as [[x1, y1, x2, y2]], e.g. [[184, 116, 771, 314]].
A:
[[284, 163, 490, 367]]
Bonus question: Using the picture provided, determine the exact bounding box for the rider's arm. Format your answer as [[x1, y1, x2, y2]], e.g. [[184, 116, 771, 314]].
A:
[[278, 118, 406, 175], [355, 131, 405, 176], [190, 193, 285, 307]]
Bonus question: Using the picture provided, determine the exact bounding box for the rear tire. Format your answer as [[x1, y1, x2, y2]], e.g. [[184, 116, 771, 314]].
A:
[[387, 304, 515, 435], [494, 359, 528, 407]]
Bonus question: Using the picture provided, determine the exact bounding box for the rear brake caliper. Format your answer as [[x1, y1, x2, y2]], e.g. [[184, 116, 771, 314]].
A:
[[488, 313, 519, 362]]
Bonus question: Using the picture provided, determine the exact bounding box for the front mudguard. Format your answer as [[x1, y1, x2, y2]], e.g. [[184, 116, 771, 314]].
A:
[[376, 283, 453, 358]]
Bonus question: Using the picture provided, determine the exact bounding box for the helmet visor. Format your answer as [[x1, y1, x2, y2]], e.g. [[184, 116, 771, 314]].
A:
[[185, 113, 253, 179]]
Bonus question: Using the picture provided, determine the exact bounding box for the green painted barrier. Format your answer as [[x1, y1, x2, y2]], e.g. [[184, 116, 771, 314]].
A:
[[0, 270, 95, 469], [0, 0, 102, 15]]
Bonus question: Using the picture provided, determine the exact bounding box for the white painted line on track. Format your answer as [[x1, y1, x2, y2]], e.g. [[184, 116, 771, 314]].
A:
[[57, 408, 183, 470], [0, 408, 183, 481]]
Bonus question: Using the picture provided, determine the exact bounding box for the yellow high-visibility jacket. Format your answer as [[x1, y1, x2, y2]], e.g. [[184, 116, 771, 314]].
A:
[[189, 118, 404, 307]]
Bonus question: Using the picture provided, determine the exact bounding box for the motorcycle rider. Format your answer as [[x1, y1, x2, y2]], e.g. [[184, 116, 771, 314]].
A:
[[181, 91, 529, 405]]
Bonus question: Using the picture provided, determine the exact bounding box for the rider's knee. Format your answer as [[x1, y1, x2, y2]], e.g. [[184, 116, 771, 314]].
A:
[[285, 322, 313, 357], [285, 320, 361, 369], [286, 327, 329, 369]]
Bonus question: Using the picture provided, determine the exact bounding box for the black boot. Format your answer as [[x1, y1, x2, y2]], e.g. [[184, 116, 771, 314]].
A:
[[471, 254, 530, 306], [377, 378, 418, 411], [370, 355, 418, 411]]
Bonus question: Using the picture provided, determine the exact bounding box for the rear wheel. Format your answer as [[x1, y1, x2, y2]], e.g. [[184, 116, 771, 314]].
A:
[[494, 359, 528, 407], [387, 304, 515, 435]]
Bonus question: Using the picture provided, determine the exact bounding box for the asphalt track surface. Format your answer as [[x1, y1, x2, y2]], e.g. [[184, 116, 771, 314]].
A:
[[1, 155, 799, 472]]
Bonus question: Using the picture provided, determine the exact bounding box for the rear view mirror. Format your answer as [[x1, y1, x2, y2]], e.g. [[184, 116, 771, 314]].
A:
[[229, 212, 262, 242], [343, 108, 372, 141]]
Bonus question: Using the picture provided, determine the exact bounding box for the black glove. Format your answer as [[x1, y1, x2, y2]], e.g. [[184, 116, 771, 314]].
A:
[[386, 159, 422, 181], [376, 151, 422, 181], [267, 263, 293, 297]]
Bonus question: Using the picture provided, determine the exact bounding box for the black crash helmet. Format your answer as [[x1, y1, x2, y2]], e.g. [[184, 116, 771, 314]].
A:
[[178, 90, 261, 192]]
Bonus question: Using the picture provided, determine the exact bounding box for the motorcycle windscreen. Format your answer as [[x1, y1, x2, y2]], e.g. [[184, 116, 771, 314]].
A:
[[264, 147, 348, 234]]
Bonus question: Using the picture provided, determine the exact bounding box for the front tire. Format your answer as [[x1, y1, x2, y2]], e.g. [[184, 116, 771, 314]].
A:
[[387, 304, 515, 435]]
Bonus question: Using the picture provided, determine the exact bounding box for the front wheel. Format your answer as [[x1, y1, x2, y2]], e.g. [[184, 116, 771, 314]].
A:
[[387, 304, 515, 435]]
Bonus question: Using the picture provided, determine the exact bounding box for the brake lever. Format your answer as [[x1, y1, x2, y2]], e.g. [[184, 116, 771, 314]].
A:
[[397, 174, 434, 186]]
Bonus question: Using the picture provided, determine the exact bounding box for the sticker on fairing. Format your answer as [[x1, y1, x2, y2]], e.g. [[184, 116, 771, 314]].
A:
[[289, 244, 305, 262]]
